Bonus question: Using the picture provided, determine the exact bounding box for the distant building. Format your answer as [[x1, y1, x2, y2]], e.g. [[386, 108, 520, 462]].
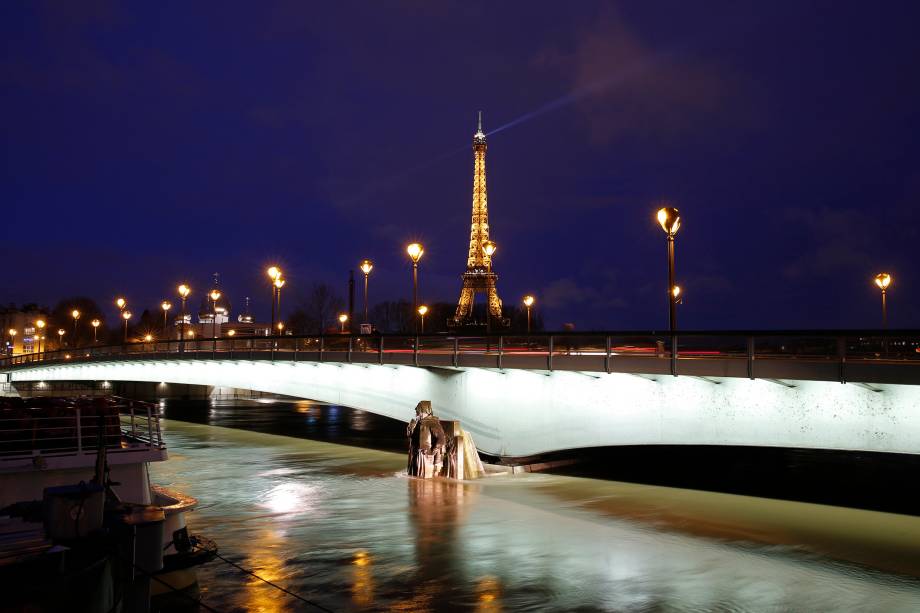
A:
[[0, 305, 47, 355]]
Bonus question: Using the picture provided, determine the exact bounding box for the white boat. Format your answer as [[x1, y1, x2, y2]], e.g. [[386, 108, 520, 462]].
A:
[[0, 396, 215, 609]]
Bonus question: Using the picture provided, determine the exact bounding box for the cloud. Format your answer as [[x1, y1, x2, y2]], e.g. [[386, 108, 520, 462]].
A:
[[533, 8, 733, 146]]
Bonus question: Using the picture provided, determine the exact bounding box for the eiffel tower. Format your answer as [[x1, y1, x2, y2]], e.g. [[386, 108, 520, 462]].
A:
[[451, 112, 506, 329]]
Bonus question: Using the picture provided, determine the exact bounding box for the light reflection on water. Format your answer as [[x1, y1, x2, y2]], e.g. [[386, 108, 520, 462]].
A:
[[151, 418, 920, 612]]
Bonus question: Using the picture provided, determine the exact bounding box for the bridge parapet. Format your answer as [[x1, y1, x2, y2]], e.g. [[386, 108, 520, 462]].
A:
[[3, 330, 920, 385]]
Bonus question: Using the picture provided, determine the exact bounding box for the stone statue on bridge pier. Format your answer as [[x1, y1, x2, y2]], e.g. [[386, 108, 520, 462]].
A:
[[407, 400, 483, 480]]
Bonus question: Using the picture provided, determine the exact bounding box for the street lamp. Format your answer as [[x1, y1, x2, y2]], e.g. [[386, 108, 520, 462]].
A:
[[71, 309, 80, 347], [178, 284, 191, 340], [116, 297, 126, 311], [407, 243, 424, 333], [227, 329, 236, 337], [523, 295, 535, 333], [57, 328, 65, 351], [35, 319, 46, 355], [144, 334, 153, 342], [8, 329, 16, 356], [122, 310, 132, 343], [267, 266, 282, 332], [338, 313, 349, 333], [417, 305, 428, 333], [91, 319, 100, 343], [209, 289, 222, 339], [482, 240, 497, 259], [656, 206, 681, 331], [161, 301, 172, 337], [359, 259, 373, 325], [874, 273, 892, 329], [276, 322, 285, 335]]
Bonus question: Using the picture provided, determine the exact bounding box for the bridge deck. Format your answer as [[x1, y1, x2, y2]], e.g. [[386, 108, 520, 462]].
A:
[[3, 330, 919, 385]]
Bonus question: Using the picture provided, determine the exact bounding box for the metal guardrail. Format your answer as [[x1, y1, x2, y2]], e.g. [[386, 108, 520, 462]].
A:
[[2, 330, 920, 383], [0, 401, 164, 460]]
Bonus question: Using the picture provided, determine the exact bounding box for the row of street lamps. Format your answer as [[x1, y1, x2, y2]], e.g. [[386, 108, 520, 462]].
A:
[[5, 208, 896, 354]]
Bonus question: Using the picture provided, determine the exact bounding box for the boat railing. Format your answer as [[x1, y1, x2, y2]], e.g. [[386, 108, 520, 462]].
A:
[[0, 400, 164, 461]]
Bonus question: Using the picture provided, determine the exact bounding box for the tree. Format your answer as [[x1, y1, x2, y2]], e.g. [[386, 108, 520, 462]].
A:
[[288, 283, 345, 334]]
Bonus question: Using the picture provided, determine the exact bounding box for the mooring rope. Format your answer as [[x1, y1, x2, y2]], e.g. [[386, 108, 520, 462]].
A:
[[213, 551, 335, 612]]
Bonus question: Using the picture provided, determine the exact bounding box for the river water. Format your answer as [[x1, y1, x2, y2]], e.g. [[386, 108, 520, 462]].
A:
[[150, 400, 920, 612]]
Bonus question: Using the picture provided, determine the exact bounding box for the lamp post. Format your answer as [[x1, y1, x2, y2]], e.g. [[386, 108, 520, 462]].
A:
[[407, 243, 424, 333], [122, 311, 132, 343], [91, 319, 100, 343], [874, 273, 892, 330], [35, 319, 45, 356], [277, 322, 285, 336], [417, 305, 428, 334], [144, 334, 153, 343], [656, 207, 681, 332], [116, 297, 126, 311], [523, 295, 535, 333], [8, 329, 16, 356], [338, 313, 349, 334], [274, 278, 285, 332], [267, 266, 282, 333], [359, 259, 373, 325], [161, 301, 172, 337], [71, 309, 80, 348], [178, 284, 190, 340], [57, 328, 65, 351], [209, 289, 221, 339]]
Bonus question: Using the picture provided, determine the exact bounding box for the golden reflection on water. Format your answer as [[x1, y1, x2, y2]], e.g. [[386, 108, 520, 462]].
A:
[[243, 528, 288, 613], [351, 549, 375, 608], [475, 576, 503, 613]]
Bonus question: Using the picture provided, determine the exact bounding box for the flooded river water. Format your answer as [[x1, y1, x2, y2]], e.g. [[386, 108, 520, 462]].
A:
[[150, 400, 920, 611]]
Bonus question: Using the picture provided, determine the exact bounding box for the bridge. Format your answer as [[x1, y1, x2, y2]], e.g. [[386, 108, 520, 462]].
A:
[[3, 330, 919, 459]]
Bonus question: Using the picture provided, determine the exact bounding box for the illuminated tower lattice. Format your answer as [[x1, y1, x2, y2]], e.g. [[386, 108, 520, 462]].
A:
[[452, 112, 505, 327]]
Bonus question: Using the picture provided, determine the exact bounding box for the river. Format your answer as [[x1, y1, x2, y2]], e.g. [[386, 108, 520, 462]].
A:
[[149, 400, 920, 611]]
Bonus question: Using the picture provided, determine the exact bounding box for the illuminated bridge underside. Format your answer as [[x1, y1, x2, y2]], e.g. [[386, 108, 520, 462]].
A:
[[8, 360, 920, 458]]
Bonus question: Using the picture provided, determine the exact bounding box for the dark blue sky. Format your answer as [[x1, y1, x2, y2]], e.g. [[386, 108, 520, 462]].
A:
[[3, 2, 919, 330]]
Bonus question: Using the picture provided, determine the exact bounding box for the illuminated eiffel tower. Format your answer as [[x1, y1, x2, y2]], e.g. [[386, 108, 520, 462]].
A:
[[451, 112, 506, 328]]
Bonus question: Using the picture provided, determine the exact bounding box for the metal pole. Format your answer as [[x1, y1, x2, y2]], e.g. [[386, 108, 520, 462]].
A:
[[667, 235, 676, 332], [72, 319, 78, 348], [881, 290, 888, 330], [123, 319, 128, 343], [363, 272, 369, 324], [526, 306, 531, 333], [412, 262, 419, 334], [270, 285, 276, 335], [163, 310, 168, 337]]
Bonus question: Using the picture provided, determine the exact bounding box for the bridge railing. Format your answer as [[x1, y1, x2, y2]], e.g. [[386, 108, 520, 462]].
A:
[[2, 330, 920, 383]]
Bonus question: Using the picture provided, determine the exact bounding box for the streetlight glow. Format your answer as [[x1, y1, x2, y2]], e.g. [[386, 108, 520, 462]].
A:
[[522, 295, 535, 333], [91, 318, 100, 343], [657, 207, 681, 236], [267, 266, 281, 281], [144, 334, 153, 342], [481, 240, 497, 257], [406, 242, 424, 263], [338, 313, 348, 333], [178, 284, 190, 298], [71, 309, 80, 320], [875, 273, 892, 290], [417, 305, 428, 333], [116, 297, 126, 310], [360, 259, 373, 275]]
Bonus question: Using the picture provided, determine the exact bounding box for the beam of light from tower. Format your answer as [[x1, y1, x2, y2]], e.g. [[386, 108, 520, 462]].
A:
[[486, 52, 663, 137], [335, 50, 668, 208]]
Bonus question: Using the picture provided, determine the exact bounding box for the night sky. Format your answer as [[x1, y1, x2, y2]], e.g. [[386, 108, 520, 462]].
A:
[[3, 2, 919, 330]]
